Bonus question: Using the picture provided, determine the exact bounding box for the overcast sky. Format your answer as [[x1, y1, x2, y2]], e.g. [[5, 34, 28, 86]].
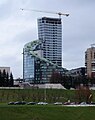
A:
[[0, 0, 95, 78]]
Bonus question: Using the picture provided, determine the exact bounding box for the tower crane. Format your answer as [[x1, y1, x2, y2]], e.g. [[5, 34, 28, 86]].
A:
[[20, 8, 69, 18]]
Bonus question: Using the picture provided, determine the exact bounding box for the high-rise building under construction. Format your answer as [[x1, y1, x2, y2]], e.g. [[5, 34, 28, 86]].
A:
[[38, 17, 62, 66]]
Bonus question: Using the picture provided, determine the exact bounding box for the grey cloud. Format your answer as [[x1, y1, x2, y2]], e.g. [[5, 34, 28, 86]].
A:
[[0, 1, 12, 19], [0, 0, 35, 20], [13, 29, 37, 45]]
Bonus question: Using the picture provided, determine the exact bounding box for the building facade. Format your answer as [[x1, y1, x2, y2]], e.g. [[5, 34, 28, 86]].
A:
[[85, 46, 95, 78], [38, 17, 62, 66], [23, 40, 41, 83], [23, 49, 35, 82]]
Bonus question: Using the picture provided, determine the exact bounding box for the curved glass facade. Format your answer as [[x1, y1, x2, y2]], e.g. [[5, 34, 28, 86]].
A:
[[23, 40, 65, 83]]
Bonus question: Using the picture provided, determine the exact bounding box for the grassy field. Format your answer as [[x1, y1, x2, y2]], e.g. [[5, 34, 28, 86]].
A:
[[0, 89, 95, 120], [0, 104, 95, 120]]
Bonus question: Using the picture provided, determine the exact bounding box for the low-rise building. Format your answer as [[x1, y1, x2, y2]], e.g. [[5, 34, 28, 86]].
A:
[[69, 67, 85, 77]]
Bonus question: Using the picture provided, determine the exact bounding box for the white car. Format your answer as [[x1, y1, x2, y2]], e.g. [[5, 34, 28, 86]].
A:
[[80, 102, 87, 105], [37, 102, 48, 105], [54, 102, 62, 105]]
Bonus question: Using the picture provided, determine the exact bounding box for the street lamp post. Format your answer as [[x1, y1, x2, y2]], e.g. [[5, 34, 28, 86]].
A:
[[44, 86, 46, 102]]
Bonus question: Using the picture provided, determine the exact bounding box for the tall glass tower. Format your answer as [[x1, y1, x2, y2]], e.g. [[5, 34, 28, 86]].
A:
[[38, 17, 62, 66]]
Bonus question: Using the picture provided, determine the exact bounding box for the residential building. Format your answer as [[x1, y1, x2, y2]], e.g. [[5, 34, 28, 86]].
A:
[[85, 45, 95, 78], [38, 17, 62, 66]]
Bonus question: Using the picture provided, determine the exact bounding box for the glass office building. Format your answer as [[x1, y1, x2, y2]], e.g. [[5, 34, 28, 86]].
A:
[[23, 40, 65, 83]]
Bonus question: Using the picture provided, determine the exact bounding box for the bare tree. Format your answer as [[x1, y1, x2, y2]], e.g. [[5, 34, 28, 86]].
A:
[[76, 85, 93, 103]]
